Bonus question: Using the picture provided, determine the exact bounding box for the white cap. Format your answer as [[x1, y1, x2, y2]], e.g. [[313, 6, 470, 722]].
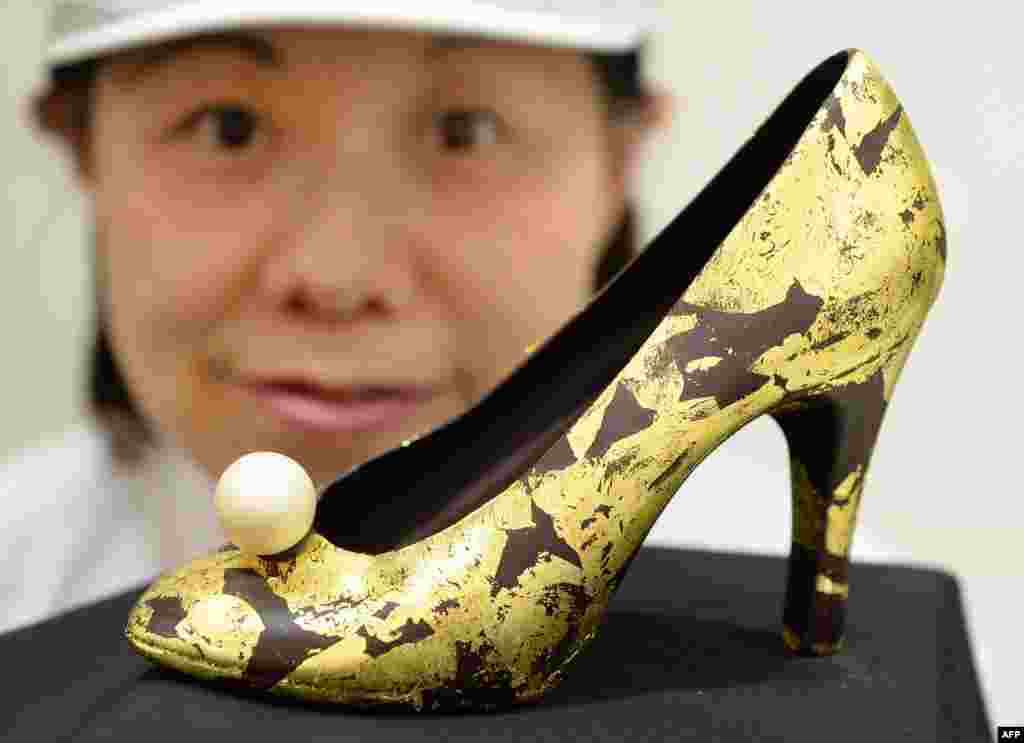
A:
[[45, 0, 663, 67]]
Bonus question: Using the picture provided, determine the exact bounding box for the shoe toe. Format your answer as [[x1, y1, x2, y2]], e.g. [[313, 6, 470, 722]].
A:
[[126, 547, 263, 683], [125, 538, 406, 695]]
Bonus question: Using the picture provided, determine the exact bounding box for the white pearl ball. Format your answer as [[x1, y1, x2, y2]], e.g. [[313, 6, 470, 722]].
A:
[[214, 452, 317, 556]]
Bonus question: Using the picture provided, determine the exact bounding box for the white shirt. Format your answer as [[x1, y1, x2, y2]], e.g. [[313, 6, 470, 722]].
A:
[[0, 419, 223, 635]]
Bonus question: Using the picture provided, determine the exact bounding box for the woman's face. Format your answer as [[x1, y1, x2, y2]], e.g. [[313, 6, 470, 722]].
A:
[[76, 26, 660, 491]]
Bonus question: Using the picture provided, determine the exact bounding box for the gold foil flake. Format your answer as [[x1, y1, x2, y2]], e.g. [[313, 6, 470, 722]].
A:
[[815, 574, 851, 598], [685, 356, 724, 373]]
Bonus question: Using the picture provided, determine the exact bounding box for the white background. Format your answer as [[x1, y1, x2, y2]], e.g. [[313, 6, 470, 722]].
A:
[[2, 0, 1019, 728]]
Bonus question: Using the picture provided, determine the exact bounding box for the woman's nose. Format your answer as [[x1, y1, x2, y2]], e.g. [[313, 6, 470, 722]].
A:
[[257, 175, 422, 324]]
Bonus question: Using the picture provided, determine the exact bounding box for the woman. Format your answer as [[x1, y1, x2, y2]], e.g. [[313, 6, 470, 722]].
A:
[[2, 2, 674, 633]]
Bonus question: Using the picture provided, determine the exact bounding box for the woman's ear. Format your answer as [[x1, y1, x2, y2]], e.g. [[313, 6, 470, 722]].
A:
[[28, 87, 95, 188], [642, 87, 678, 133], [608, 87, 678, 192]]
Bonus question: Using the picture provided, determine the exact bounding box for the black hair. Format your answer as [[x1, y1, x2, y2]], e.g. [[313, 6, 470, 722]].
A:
[[46, 44, 650, 467]]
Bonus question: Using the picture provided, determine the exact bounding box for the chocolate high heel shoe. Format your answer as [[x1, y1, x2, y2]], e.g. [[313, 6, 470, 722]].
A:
[[126, 48, 947, 709]]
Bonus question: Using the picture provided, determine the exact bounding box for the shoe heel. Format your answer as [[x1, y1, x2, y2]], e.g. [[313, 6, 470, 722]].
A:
[[770, 344, 917, 656]]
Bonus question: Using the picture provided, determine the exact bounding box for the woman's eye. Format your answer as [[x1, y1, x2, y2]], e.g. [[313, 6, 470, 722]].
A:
[[436, 109, 501, 152], [180, 104, 261, 151]]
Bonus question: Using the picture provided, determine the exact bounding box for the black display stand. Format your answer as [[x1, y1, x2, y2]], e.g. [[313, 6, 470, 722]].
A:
[[1, 546, 993, 741]]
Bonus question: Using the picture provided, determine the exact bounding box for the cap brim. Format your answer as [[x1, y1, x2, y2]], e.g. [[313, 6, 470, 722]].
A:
[[46, 0, 652, 66]]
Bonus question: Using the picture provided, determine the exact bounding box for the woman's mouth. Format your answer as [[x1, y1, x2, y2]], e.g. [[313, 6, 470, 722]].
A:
[[239, 381, 436, 434]]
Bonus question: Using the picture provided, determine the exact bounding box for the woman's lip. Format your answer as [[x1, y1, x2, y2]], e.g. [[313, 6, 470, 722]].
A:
[[239, 382, 435, 434]]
